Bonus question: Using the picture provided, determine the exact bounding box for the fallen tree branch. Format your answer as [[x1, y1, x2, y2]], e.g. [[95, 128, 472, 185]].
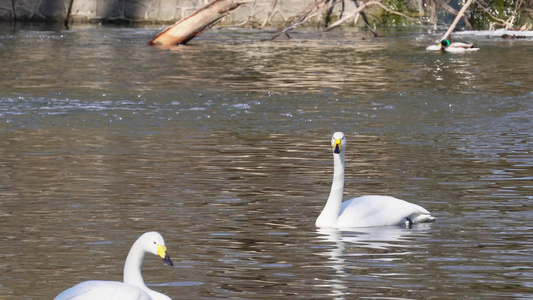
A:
[[439, 0, 473, 41], [271, 0, 341, 40], [352, 0, 378, 37], [325, 1, 418, 31], [439, 1, 472, 30], [149, 0, 252, 46], [11, 0, 16, 21], [272, 0, 432, 40], [325, 0, 379, 31], [65, 0, 75, 29], [476, 1, 512, 29], [261, 0, 279, 28], [475, 0, 528, 30]]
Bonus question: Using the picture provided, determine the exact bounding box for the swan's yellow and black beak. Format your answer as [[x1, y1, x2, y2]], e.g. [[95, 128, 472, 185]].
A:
[[333, 138, 342, 154], [157, 244, 173, 266]]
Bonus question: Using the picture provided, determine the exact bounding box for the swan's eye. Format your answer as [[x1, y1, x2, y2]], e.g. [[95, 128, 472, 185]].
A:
[[153, 241, 157, 244]]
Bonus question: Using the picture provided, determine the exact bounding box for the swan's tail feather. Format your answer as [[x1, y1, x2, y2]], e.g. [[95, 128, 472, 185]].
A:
[[411, 214, 435, 224]]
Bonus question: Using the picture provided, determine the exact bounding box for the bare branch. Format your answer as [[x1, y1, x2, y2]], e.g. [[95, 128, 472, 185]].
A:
[[352, 0, 378, 37], [439, 0, 473, 41], [325, 1, 419, 32], [271, 0, 341, 40], [439, 1, 472, 30], [261, 0, 279, 29], [476, 0, 527, 30]]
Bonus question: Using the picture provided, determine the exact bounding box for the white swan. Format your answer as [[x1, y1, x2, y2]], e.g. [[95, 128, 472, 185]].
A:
[[316, 132, 435, 228], [54, 231, 173, 300]]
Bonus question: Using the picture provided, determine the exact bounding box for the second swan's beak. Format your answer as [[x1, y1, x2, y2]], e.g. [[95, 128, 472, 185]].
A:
[[157, 244, 174, 266], [333, 138, 342, 154]]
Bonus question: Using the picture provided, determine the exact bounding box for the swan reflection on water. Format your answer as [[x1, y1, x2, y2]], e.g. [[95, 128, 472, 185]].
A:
[[315, 224, 433, 299]]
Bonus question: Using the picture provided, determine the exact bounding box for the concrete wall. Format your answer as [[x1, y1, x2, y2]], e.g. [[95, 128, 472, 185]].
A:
[[0, 0, 367, 27]]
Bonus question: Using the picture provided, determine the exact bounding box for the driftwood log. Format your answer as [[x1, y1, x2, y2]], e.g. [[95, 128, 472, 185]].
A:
[[149, 0, 250, 46]]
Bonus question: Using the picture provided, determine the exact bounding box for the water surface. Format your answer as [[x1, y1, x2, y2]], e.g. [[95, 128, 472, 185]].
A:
[[0, 24, 532, 299]]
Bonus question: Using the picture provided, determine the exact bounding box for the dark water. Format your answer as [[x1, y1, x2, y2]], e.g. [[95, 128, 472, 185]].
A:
[[0, 24, 532, 299]]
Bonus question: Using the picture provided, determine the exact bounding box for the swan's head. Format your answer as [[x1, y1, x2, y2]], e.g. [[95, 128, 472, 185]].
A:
[[140, 231, 173, 266], [331, 132, 346, 155]]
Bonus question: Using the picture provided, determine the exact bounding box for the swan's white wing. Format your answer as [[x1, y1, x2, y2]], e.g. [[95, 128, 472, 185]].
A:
[[54, 280, 151, 300], [337, 195, 432, 228]]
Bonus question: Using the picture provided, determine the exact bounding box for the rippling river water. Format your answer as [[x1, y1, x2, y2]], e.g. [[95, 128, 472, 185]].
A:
[[0, 23, 532, 299]]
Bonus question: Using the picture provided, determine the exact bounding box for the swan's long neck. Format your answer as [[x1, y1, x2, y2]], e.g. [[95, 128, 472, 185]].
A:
[[316, 152, 345, 227], [123, 239, 147, 288]]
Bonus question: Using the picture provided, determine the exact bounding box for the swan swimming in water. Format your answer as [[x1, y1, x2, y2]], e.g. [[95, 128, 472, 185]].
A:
[[316, 132, 435, 228], [54, 231, 173, 300]]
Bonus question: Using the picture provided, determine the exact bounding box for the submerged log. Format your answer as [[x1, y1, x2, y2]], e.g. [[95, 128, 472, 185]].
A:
[[149, 0, 250, 46]]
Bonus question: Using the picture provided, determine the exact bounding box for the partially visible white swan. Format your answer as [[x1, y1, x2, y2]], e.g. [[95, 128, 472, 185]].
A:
[[54, 231, 173, 300], [316, 132, 435, 228]]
